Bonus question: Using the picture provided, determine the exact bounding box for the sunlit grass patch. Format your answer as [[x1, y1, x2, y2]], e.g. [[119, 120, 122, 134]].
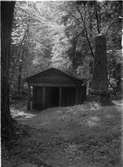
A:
[[11, 108, 36, 119]]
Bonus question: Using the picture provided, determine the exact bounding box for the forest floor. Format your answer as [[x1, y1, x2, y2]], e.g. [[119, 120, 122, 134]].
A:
[[2, 99, 123, 167]]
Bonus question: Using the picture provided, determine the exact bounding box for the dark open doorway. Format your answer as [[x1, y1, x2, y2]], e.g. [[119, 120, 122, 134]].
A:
[[62, 87, 76, 106], [46, 87, 59, 108], [33, 87, 43, 110]]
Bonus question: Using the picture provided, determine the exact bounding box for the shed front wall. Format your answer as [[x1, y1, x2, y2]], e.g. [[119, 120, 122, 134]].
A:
[[32, 86, 85, 110], [27, 68, 86, 110]]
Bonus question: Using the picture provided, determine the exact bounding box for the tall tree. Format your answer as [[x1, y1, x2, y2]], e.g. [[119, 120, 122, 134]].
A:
[[1, 2, 15, 141], [60, 1, 122, 79], [90, 1, 122, 99]]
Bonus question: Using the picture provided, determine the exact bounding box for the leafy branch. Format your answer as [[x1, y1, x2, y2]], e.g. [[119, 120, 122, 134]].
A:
[[76, 5, 95, 58]]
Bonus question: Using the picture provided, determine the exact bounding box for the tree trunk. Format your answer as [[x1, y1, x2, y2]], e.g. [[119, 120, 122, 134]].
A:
[[1, 2, 15, 142], [18, 49, 25, 96], [91, 35, 110, 104]]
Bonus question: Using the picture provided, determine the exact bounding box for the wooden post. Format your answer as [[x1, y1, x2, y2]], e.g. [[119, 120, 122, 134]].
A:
[[75, 88, 78, 104], [86, 81, 90, 95], [30, 86, 33, 110], [27, 83, 31, 110], [59, 87, 62, 106], [42, 87, 46, 109]]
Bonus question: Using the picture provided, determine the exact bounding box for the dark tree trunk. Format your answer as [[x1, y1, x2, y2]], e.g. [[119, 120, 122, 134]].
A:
[[1, 2, 15, 142], [91, 35, 110, 104], [91, 35, 108, 93], [18, 49, 24, 96]]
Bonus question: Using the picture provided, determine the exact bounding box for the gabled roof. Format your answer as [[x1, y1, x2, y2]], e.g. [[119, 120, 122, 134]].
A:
[[25, 67, 86, 86]]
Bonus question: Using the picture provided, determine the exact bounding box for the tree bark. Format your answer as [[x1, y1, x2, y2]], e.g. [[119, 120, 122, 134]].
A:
[[1, 2, 15, 141], [91, 35, 110, 104], [91, 35, 108, 92], [18, 49, 25, 96]]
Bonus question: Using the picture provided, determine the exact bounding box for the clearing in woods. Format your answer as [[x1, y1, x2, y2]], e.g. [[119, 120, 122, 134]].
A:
[[2, 100, 122, 167]]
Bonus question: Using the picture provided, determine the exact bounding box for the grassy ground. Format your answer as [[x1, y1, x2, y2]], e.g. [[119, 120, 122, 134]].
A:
[[2, 100, 122, 167]]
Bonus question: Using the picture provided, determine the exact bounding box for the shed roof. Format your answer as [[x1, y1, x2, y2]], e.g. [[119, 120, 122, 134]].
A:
[[26, 67, 86, 87]]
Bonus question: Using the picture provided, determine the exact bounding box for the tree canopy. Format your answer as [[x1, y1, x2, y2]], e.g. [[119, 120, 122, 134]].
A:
[[10, 1, 122, 93]]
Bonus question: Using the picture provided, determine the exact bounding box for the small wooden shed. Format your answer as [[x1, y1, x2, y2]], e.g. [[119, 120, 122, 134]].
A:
[[26, 68, 86, 110]]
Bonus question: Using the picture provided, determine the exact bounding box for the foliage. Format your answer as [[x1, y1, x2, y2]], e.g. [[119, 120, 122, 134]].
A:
[[107, 49, 122, 94], [10, 1, 122, 94], [59, 1, 122, 77], [11, 1, 73, 87]]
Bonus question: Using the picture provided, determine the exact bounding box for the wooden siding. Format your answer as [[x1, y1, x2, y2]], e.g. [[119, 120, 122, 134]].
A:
[[32, 86, 85, 110]]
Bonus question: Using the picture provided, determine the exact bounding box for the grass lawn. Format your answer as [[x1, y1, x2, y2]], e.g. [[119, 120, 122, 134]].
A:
[[2, 101, 122, 167]]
